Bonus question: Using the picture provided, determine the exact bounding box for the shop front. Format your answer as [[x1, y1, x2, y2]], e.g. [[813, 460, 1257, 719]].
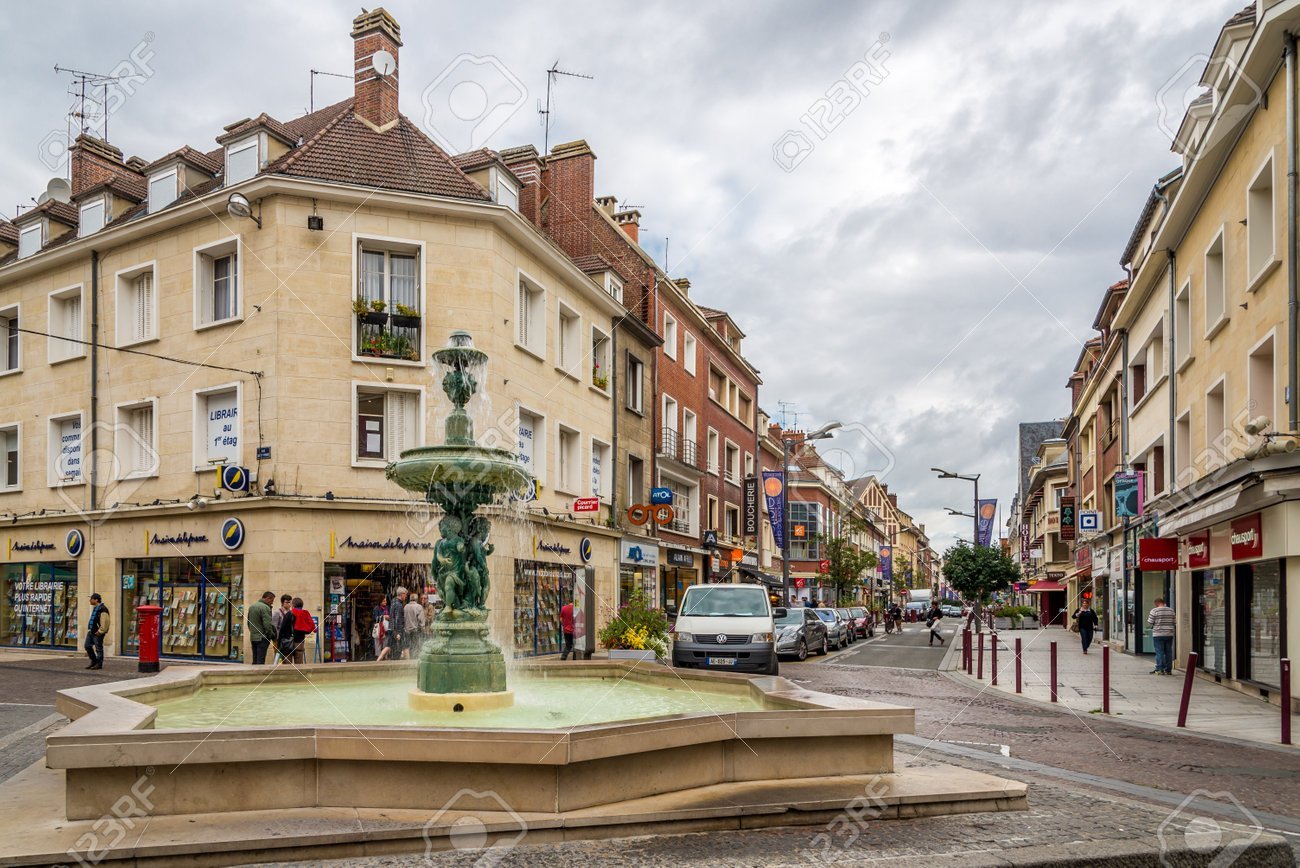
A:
[[661, 548, 699, 609], [1, 529, 83, 649], [618, 537, 657, 606], [321, 531, 436, 663]]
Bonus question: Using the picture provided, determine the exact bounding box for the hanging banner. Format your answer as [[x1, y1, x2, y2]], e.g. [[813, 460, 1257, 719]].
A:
[[1115, 472, 1143, 519], [1019, 523, 1030, 563], [879, 545, 892, 582], [976, 499, 997, 547], [743, 476, 759, 535], [762, 471, 786, 549], [1059, 496, 1076, 541]]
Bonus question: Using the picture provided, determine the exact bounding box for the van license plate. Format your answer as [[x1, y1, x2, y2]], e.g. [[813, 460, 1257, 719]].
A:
[[707, 657, 736, 667]]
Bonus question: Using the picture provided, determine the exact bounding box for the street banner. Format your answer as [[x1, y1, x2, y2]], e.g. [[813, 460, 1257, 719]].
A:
[[743, 476, 759, 535], [976, 499, 997, 547], [762, 471, 786, 549], [880, 545, 892, 582], [1059, 495, 1075, 541], [1115, 472, 1143, 518], [1020, 523, 1030, 563]]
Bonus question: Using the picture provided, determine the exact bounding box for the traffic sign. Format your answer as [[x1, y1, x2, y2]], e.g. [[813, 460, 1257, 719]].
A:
[[573, 497, 600, 513]]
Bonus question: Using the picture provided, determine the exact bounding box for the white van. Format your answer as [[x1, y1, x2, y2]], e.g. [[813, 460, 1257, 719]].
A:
[[666, 583, 784, 675]]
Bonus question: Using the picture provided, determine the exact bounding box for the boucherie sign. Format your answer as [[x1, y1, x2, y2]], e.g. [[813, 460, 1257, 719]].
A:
[[1230, 513, 1263, 561]]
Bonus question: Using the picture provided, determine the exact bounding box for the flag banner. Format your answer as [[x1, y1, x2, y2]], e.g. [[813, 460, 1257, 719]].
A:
[[880, 545, 892, 581], [762, 471, 786, 550], [1115, 473, 1143, 518], [1059, 495, 1075, 541], [976, 499, 997, 547]]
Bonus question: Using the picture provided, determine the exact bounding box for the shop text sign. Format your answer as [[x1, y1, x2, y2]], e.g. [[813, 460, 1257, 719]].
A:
[[206, 391, 240, 465], [7, 577, 55, 615], [150, 531, 209, 547], [8, 539, 56, 557], [1137, 537, 1178, 570], [620, 538, 659, 567], [1185, 532, 1210, 569], [572, 496, 600, 513], [666, 550, 693, 567], [1230, 513, 1262, 561], [339, 535, 434, 553]]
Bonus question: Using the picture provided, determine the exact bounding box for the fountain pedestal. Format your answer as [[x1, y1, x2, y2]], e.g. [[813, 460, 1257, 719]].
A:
[[408, 613, 513, 711]]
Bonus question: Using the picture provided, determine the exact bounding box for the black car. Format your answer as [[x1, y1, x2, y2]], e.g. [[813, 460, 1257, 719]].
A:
[[774, 607, 829, 660]]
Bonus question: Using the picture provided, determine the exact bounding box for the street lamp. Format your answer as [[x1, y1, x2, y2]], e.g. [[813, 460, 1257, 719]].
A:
[[945, 507, 973, 518], [783, 421, 841, 605], [932, 467, 980, 547]]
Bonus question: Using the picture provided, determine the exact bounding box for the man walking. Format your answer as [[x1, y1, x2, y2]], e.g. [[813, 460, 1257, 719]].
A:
[[247, 591, 277, 665], [559, 600, 575, 660], [84, 593, 109, 670], [1147, 597, 1175, 675], [275, 594, 296, 663], [404, 591, 425, 658]]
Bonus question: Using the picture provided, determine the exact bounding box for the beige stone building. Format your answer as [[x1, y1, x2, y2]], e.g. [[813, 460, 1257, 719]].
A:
[[0, 9, 642, 663], [1019, 439, 1072, 625]]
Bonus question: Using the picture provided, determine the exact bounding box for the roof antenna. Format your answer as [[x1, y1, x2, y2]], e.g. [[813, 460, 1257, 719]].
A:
[[778, 401, 802, 429], [53, 64, 131, 177], [537, 61, 593, 154], [309, 69, 351, 114]]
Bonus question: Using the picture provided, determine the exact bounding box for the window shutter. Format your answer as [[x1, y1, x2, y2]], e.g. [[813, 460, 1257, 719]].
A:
[[66, 295, 82, 356], [517, 283, 528, 345], [133, 406, 154, 472], [135, 273, 153, 342]]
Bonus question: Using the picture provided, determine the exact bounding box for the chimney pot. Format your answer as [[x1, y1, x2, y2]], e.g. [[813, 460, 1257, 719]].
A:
[[613, 208, 641, 244], [351, 7, 402, 131], [595, 195, 617, 216]]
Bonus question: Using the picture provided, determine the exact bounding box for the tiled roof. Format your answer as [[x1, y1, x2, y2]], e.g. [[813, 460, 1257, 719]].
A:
[[13, 200, 78, 227], [217, 113, 298, 146], [77, 173, 148, 204], [1225, 2, 1255, 28], [570, 254, 614, 273], [0, 220, 16, 245], [266, 101, 489, 201], [141, 145, 220, 176], [451, 148, 502, 172], [697, 306, 724, 318]]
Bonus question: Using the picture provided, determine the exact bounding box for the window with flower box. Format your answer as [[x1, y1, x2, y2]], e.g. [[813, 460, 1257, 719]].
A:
[[355, 240, 422, 363], [591, 326, 610, 392]]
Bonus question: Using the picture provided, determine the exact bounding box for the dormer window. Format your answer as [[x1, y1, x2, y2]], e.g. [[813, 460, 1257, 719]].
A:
[[225, 138, 259, 185], [17, 223, 42, 259], [148, 169, 179, 214], [492, 169, 519, 212], [78, 198, 106, 237], [604, 272, 623, 301]]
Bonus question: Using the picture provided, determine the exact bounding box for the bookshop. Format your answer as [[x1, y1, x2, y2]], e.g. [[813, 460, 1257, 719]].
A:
[[1, 560, 79, 649], [120, 556, 245, 662], [513, 559, 576, 657], [321, 562, 432, 662]]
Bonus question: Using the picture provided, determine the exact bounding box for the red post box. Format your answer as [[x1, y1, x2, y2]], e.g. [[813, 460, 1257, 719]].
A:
[[136, 605, 162, 673]]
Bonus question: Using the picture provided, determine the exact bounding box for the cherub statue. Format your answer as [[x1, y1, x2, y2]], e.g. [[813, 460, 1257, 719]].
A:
[[432, 515, 466, 612], [464, 514, 495, 610]]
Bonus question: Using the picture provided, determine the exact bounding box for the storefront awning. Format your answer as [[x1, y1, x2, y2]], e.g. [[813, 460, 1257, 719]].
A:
[[740, 566, 783, 588], [1159, 481, 1248, 536], [1025, 579, 1066, 593]]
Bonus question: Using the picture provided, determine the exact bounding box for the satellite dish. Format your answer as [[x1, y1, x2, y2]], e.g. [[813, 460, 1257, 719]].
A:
[[37, 192, 50, 205], [45, 177, 72, 204], [371, 49, 396, 77]]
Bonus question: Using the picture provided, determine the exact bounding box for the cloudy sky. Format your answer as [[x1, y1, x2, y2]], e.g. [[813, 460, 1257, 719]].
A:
[[0, 0, 1238, 550]]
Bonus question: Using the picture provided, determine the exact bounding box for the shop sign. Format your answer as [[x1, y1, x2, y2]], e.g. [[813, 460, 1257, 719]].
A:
[[741, 553, 758, 567], [537, 540, 572, 556], [579, 537, 592, 563], [1137, 537, 1178, 570], [1186, 532, 1210, 568], [620, 539, 659, 567], [65, 529, 85, 557], [338, 535, 434, 552], [1075, 545, 1092, 568], [701, 529, 719, 547], [8, 539, 56, 556], [1230, 513, 1263, 561], [206, 391, 240, 465], [220, 517, 245, 551], [573, 497, 600, 513], [1079, 510, 1101, 533], [148, 531, 210, 550], [818, 559, 830, 574], [649, 487, 673, 505], [743, 476, 758, 535], [1059, 496, 1075, 541], [666, 549, 693, 567], [7, 577, 55, 615], [1046, 571, 1066, 580], [1019, 523, 1030, 563]]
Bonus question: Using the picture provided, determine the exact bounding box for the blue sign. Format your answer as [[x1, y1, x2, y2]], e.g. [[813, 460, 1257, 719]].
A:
[[221, 465, 250, 492], [761, 471, 787, 549], [220, 517, 245, 551], [976, 499, 997, 547], [65, 528, 85, 557], [256, 446, 272, 461], [649, 487, 673, 505], [579, 537, 592, 563]]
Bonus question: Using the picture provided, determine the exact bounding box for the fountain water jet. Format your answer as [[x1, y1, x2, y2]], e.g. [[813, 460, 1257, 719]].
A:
[[384, 330, 531, 711]]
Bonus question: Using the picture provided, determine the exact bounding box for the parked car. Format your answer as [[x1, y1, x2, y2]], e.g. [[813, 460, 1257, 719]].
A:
[[847, 606, 870, 638], [774, 607, 829, 660], [940, 604, 963, 618], [667, 583, 784, 675], [834, 608, 857, 644], [812, 608, 850, 650]]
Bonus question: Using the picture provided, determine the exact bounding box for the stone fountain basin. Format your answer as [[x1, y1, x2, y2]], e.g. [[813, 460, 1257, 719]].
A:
[[49, 660, 915, 821], [385, 445, 531, 492]]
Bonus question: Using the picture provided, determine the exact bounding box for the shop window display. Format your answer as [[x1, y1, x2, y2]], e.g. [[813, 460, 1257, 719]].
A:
[[1236, 560, 1283, 688], [1, 562, 78, 649], [121, 557, 244, 662], [1193, 568, 1228, 675], [322, 562, 432, 662], [513, 560, 575, 656]]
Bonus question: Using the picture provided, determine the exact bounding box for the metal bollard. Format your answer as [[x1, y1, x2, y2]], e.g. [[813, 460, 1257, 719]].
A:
[[963, 628, 971, 673], [977, 632, 984, 680], [1102, 644, 1110, 714], [1050, 641, 1058, 702], [991, 632, 998, 686], [1282, 658, 1292, 746], [1176, 651, 1199, 728], [1015, 636, 1022, 693]]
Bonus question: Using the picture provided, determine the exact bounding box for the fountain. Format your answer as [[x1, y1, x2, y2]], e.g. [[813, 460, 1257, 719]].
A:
[[384, 330, 528, 711]]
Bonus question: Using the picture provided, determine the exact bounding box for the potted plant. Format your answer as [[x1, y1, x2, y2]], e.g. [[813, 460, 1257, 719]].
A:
[[599, 591, 669, 661], [361, 333, 384, 356], [592, 361, 609, 391], [391, 303, 421, 329], [357, 297, 388, 325]]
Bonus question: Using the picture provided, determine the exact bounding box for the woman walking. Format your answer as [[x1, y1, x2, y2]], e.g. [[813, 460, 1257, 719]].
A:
[[926, 603, 944, 646], [1072, 599, 1100, 654]]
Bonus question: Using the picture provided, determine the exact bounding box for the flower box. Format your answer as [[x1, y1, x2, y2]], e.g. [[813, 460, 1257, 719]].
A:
[[390, 314, 421, 329], [359, 311, 389, 326], [607, 648, 657, 663]]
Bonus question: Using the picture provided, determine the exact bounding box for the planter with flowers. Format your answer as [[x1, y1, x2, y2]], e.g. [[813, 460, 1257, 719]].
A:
[[598, 591, 669, 661], [390, 302, 421, 330], [592, 361, 609, 392], [355, 297, 388, 326]]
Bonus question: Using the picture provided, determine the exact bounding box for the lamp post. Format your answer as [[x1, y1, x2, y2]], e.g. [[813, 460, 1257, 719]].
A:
[[933, 468, 980, 546], [782, 421, 841, 605]]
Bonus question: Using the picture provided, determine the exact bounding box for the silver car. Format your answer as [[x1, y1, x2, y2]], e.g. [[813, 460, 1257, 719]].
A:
[[812, 608, 850, 650], [774, 608, 829, 660]]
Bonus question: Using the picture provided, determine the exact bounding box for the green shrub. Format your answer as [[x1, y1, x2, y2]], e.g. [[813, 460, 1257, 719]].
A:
[[599, 591, 670, 659]]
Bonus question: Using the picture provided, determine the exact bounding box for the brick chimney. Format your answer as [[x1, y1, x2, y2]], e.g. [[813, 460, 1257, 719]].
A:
[[69, 134, 141, 198], [544, 140, 597, 256], [351, 8, 402, 132], [613, 208, 641, 244]]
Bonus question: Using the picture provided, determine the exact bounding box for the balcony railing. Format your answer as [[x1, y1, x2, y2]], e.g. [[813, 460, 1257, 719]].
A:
[[658, 427, 700, 469], [357, 313, 421, 361], [682, 439, 700, 469]]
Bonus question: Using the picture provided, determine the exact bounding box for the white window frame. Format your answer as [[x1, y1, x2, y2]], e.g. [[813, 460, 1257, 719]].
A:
[[491, 168, 519, 212], [191, 381, 243, 472], [556, 301, 581, 379], [1204, 228, 1228, 339], [745, 452, 754, 477], [147, 168, 179, 214], [0, 303, 20, 376], [683, 332, 697, 376], [47, 284, 85, 364], [1246, 151, 1279, 291], [591, 325, 611, 393], [516, 269, 546, 359], [1175, 409, 1192, 483], [625, 352, 644, 414], [517, 405, 547, 487], [1247, 330, 1277, 430], [707, 428, 720, 474], [351, 382, 425, 467], [663, 394, 679, 433], [1175, 279, 1193, 371], [0, 421, 21, 493], [115, 261, 159, 347], [556, 422, 581, 495], [47, 411, 84, 488], [114, 397, 160, 480], [663, 312, 678, 360], [193, 236, 243, 330], [224, 137, 261, 185], [590, 437, 612, 502], [604, 272, 623, 301], [78, 197, 106, 238], [724, 439, 741, 485], [18, 223, 43, 259]]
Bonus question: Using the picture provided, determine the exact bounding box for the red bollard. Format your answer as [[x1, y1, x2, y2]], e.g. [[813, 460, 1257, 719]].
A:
[[1015, 637, 1023, 694], [977, 632, 984, 680], [1281, 658, 1291, 746], [136, 605, 162, 674], [991, 632, 998, 686], [963, 628, 971, 672], [1176, 651, 1199, 728], [1102, 644, 1111, 714], [1049, 641, 1058, 702]]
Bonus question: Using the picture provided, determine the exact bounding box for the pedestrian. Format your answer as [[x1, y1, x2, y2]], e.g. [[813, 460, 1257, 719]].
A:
[[404, 592, 425, 657], [288, 597, 316, 665], [247, 591, 277, 665], [421, 592, 436, 632], [1148, 597, 1176, 675], [1072, 599, 1100, 655], [926, 603, 944, 646], [371, 600, 390, 660], [84, 593, 109, 670], [559, 600, 575, 660], [889, 602, 903, 634], [275, 594, 297, 663], [384, 587, 409, 660]]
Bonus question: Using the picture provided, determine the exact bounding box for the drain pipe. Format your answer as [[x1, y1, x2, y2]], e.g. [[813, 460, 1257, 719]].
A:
[[90, 249, 100, 513], [1287, 33, 1298, 430], [1166, 250, 1177, 478], [610, 319, 620, 529]]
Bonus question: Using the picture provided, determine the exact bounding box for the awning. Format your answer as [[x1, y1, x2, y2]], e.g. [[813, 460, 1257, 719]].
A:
[[1160, 481, 1249, 536], [1025, 579, 1066, 593], [740, 566, 783, 588]]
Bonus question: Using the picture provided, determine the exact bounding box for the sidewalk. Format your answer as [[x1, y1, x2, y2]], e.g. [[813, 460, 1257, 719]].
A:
[[945, 625, 1298, 749]]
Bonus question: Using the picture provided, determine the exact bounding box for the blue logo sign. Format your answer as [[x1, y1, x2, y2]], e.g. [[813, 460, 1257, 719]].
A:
[[649, 487, 673, 505], [579, 537, 592, 563], [221, 465, 250, 492], [220, 517, 245, 551], [65, 529, 84, 557]]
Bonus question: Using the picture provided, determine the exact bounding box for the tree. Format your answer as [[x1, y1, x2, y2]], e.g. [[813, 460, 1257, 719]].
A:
[[941, 542, 1020, 630], [818, 519, 879, 605]]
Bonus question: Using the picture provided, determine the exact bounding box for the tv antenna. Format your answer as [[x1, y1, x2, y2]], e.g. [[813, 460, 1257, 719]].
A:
[[537, 61, 593, 153], [54, 64, 131, 150], [309, 69, 351, 113], [778, 402, 802, 429]]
